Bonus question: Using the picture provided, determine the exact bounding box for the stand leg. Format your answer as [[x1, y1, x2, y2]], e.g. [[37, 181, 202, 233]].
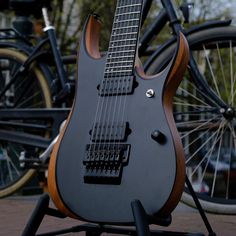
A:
[[21, 194, 50, 236], [131, 200, 151, 236], [185, 176, 217, 236]]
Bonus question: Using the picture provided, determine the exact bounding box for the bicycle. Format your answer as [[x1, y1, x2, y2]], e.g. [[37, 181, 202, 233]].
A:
[[0, 0, 73, 197], [0, 0, 236, 215]]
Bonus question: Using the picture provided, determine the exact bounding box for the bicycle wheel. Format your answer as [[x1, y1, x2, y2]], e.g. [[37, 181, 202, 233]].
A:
[[0, 48, 52, 198], [145, 26, 236, 214]]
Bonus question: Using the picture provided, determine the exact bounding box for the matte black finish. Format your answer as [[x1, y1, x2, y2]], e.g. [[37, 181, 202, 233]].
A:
[[54, 16, 180, 223]]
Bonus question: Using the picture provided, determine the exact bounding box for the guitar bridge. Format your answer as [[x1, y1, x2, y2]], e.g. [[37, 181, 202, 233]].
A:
[[83, 144, 130, 184]]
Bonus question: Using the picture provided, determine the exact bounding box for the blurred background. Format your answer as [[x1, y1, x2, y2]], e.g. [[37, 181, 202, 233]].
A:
[[1, 0, 236, 54]]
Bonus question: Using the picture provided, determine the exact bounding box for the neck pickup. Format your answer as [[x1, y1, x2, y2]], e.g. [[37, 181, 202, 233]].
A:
[[99, 76, 135, 96]]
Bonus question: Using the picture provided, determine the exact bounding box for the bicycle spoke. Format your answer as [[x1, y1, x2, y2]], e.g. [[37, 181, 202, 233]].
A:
[[186, 119, 225, 164], [173, 102, 211, 109], [180, 116, 221, 138], [178, 86, 211, 107], [211, 124, 227, 197], [199, 121, 226, 185], [183, 125, 215, 151], [187, 80, 220, 108], [203, 44, 222, 99], [16, 90, 42, 108], [225, 125, 233, 199], [216, 43, 230, 103], [2, 148, 21, 180]]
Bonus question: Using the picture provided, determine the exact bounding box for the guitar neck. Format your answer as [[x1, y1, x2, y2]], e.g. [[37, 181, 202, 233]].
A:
[[105, 0, 144, 78]]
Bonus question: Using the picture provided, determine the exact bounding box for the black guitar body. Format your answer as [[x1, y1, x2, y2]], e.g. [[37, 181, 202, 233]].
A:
[[48, 3, 189, 225]]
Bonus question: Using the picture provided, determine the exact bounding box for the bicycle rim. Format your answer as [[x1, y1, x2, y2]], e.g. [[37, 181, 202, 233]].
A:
[[0, 48, 52, 198], [146, 26, 236, 214]]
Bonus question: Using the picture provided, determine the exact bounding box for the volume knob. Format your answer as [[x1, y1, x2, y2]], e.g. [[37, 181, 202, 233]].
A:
[[151, 130, 166, 144]]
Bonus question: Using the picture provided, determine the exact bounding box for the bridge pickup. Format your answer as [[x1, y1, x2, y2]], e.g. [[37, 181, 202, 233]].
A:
[[90, 122, 129, 142], [99, 76, 134, 96], [83, 144, 130, 184]]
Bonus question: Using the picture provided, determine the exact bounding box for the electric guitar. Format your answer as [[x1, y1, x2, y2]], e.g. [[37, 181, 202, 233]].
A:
[[48, 0, 189, 224]]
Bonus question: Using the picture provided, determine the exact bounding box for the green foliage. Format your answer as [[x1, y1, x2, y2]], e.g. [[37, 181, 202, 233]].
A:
[[78, 0, 116, 51]]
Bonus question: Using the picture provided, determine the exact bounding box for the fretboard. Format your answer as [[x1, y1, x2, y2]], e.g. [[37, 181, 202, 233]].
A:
[[104, 0, 143, 78]]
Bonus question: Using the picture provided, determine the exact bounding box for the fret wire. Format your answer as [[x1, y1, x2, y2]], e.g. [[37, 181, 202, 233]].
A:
[[106, 60, 133, 65], [110, 38, 136, 43], [113, 28, 138, 34], [106, 67, 134, 71], [114, 18, 139, 23], [117, 3, 141, 9], [116, 11, 140, 16], [117, 7, 142, 15], [109, 44, 136, 48], [112, 32, 137, 37], [109, 49, 135, 54], [113, 25, 138, 30], [114, 20, 139, 25], [105, 69, 133, 73], [118, 0, 142, 7], [107, 55, 134, 60], [111, 34, 137, 40], [107, 63, 134, 67]]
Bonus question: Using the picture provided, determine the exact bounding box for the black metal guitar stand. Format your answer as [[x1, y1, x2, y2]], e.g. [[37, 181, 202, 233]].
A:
[[21, 176, 216, 236]]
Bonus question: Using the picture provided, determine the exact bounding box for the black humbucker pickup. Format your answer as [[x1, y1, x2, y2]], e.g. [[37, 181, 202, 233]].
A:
[[83, 144, 130, 184], [99, 76, 134, 96], [90, 122, 129, 142]]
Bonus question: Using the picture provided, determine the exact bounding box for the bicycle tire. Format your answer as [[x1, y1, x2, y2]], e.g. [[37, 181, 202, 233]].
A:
[[0, 48, 52, 198], [145, 26, 236, 214]]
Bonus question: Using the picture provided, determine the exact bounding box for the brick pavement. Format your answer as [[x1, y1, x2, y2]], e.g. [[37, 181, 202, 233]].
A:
[[0, 195, 235, 236]]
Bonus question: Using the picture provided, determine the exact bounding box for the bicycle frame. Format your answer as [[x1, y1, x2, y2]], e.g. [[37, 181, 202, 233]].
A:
[[141, 0, 230, 108]]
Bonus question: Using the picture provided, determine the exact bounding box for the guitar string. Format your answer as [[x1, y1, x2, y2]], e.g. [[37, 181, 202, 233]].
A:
[[95, 0, 122, 167], [115, 0, 143, 171], [105, 0, 132, 169], [87, 1, 121, 166], [107, 0, 135, 168], [88, 0, 142, 174], [120, 0, 143, 150]]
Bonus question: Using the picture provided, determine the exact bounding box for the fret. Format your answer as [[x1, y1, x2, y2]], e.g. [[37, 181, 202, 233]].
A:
[[106, 65, 133, 70], [112, 29, 138, 37], [114, 18, 139, 23], [112, 32, 137, 38], [116, 11, 140, 17], [107, 55, 134, 60], [117, 5, 142, 15], [117, 3, 141, 9], [108, 50, 135, 54], [110, 38, 136, 44], [105, 69, 133, 74], [119, 0, 142, 6], [106, 60, 133, 65], [114, 14, 140, 22], [113, 25, 138, 31], [109, 43, 136, 48], [114, 20, 139, 27], [104, 72, 133, 78], [107, 51, 135, 57], [111, 34, 137, 41]]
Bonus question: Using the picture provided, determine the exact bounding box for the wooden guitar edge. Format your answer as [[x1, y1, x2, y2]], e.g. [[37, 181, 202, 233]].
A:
[[47, 14, 102, 219], [158, 33, 189, 217], [47, 108, 78, 219]]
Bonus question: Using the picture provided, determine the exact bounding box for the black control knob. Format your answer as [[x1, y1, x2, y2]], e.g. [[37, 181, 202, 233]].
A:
[[151, 130, 166, 144]]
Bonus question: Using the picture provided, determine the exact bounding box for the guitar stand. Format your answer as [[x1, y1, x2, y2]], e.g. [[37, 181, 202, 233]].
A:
[[21, 176, 217, 236]]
